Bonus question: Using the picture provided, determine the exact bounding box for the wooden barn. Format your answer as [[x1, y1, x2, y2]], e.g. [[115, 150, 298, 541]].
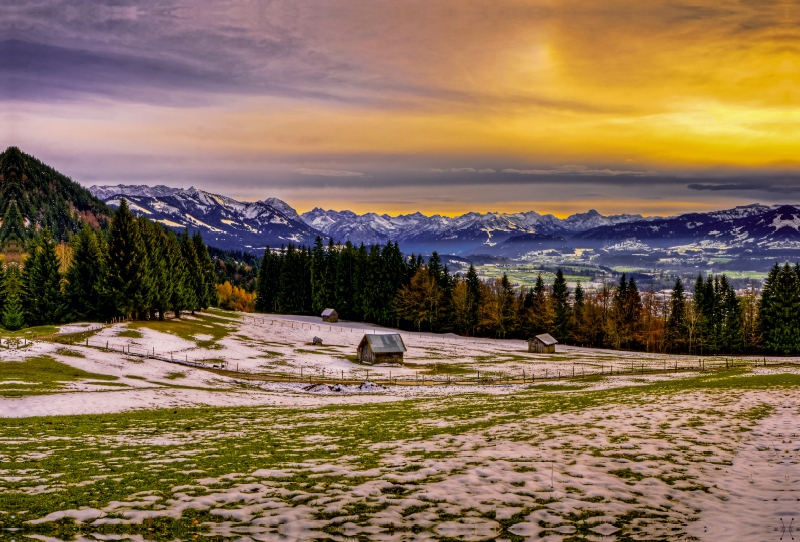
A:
[[321, 308, 338, 323], [528, 333, 558, 354], [357, 333, 406, 364]]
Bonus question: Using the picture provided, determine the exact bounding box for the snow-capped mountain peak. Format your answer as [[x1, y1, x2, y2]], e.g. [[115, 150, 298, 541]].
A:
[[88, 185, 324, 251]]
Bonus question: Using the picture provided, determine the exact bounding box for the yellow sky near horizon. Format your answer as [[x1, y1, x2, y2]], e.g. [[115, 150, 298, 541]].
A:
[[7, 0, 800, 215]]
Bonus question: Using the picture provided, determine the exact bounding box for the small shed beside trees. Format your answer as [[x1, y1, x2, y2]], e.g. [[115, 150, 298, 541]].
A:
[[528, 333, 558, 354], [357, 333, 406, 364], [321, 308, 338, 323]]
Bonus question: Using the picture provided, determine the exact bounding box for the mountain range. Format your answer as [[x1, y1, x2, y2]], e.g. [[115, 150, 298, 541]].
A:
[[88, 183, 800, 273]]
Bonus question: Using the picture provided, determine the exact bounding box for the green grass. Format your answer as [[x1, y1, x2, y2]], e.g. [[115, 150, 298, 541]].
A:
[[164, 372, 186, 380], [55, 347, 85, 358], [206, 307, 243, 319], [116, 329, 143, 338], [404, 361, 474, 375], [0, 355, 118, 397], [532, 383, 591, 391], [0, 324, 59, 339], [1, 369, 798, 537]]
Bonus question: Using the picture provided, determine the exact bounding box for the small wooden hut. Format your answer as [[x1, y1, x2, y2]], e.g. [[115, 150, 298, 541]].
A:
[[357, 333, 406, 364], [321, 308, 338, 323], [528, 333, 558, 354]]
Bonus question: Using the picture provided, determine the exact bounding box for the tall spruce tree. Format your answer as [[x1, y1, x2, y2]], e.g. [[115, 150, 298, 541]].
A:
[[465, 264, 482, 335], [665, 277, 686, 352], [106, 199, 149, 320], [571, 281, 585, 344], [193, 231, 217, 309], [133, 217, 157, 319], [22, 228, 64, 326], [718, 274, 741, 353], [310, 237, 330, 314], [64, 224, 105, 322], [179, 229, 201, 314], [255, 247, 281, 313], [551, 269, 571, 341], [141, 221, 172, 320], [758, 263, 800, 354], [166, 230, 191, 318], [2, 264, 24, 330]]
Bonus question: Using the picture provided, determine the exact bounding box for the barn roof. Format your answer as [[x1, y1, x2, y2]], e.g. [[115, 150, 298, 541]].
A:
[[531, 333, 558, 346], [362, 333, 406, 353], [321, 308, 337, 317]]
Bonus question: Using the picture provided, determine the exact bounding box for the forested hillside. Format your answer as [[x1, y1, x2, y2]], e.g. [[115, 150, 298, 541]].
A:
[[0, 199, 216, 330], [0, 147, 110, 241]]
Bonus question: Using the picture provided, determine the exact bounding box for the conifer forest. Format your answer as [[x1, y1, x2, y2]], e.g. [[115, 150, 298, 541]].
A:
[[255, 238, 800, 356]]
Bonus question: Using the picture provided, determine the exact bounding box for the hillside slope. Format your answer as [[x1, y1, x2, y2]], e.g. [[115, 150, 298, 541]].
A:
[[0, 147, 111, 240]]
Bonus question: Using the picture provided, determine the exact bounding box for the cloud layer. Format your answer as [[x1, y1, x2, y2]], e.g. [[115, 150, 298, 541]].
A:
[[3, 0, 800, 214]]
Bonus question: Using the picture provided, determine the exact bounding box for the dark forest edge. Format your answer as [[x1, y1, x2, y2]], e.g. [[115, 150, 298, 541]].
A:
[[0, 198, 217, 330], [255, 238, 800, 356]]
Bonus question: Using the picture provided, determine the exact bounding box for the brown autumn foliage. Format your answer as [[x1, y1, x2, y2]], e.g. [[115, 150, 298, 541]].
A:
[[217, 281, 256, 312]]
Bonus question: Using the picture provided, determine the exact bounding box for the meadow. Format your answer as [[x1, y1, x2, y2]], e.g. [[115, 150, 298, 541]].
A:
[[1, 312, 798, 541]]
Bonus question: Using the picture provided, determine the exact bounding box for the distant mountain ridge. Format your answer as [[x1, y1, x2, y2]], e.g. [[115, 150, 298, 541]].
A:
[[88, 183, 800, 273], [299, 207, 658, 252], [89, 184, 323, 251]]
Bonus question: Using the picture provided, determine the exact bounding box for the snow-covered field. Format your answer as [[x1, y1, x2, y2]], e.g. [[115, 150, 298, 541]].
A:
[[1, 310, 799, 540]]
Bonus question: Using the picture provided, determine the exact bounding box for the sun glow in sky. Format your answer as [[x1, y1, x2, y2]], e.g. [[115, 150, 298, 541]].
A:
[[2, 0, 800, 216]]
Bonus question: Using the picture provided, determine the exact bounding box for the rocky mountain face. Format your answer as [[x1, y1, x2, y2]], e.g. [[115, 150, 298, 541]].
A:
[[89, 185, 324, 251]]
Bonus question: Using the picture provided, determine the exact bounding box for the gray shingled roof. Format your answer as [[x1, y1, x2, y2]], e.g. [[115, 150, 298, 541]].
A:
[[321, 308, 337, 317], [532, 333, 558, 346], [363, 333, 407, 353]]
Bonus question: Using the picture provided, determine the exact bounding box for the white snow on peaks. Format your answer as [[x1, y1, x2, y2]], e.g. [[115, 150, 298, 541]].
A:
[[89, 184, 182, 200], [771, 214, 800, 231]]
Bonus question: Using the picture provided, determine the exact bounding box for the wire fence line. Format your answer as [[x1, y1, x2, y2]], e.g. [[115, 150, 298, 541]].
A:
[[40, 332, 800, 387], [8, 317, 800, 388]]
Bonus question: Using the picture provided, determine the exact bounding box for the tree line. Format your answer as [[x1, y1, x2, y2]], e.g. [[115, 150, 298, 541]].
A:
[[0, 199, 216, 330], [254, 238, 800, 355]]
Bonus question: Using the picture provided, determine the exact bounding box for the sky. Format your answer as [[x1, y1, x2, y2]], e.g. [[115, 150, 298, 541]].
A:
[[2, 0, 799, 217]]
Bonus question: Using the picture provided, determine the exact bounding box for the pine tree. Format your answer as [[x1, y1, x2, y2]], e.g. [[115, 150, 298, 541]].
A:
[[335, 242, 357, 318], [64, 224, 105, 322], [665, 277, 686, 352], [193, 231, 217, 309], [527, 274, 553, 335], [758, 263, 800, 354], [180, 229, 200, 314], [380, 242, 405, 325], [311, 237, 329, 314], [2, 264, 24, 330], [465, 264, 482, 335], [166, 230, 190, 318], [255, 247, 281, 313], [22, 228, 64, 326], [133, 217, 157, 319], [497, 273, 516, 338], [571, 281, 585, 344], [551, 269, 571, 341], [718, 274, 741, 353], [141, 222, 172, 320], [106, 199, 149, 320]]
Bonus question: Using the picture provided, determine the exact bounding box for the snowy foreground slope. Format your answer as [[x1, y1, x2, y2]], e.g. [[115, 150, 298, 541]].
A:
[[2, 311, 799, 541]]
